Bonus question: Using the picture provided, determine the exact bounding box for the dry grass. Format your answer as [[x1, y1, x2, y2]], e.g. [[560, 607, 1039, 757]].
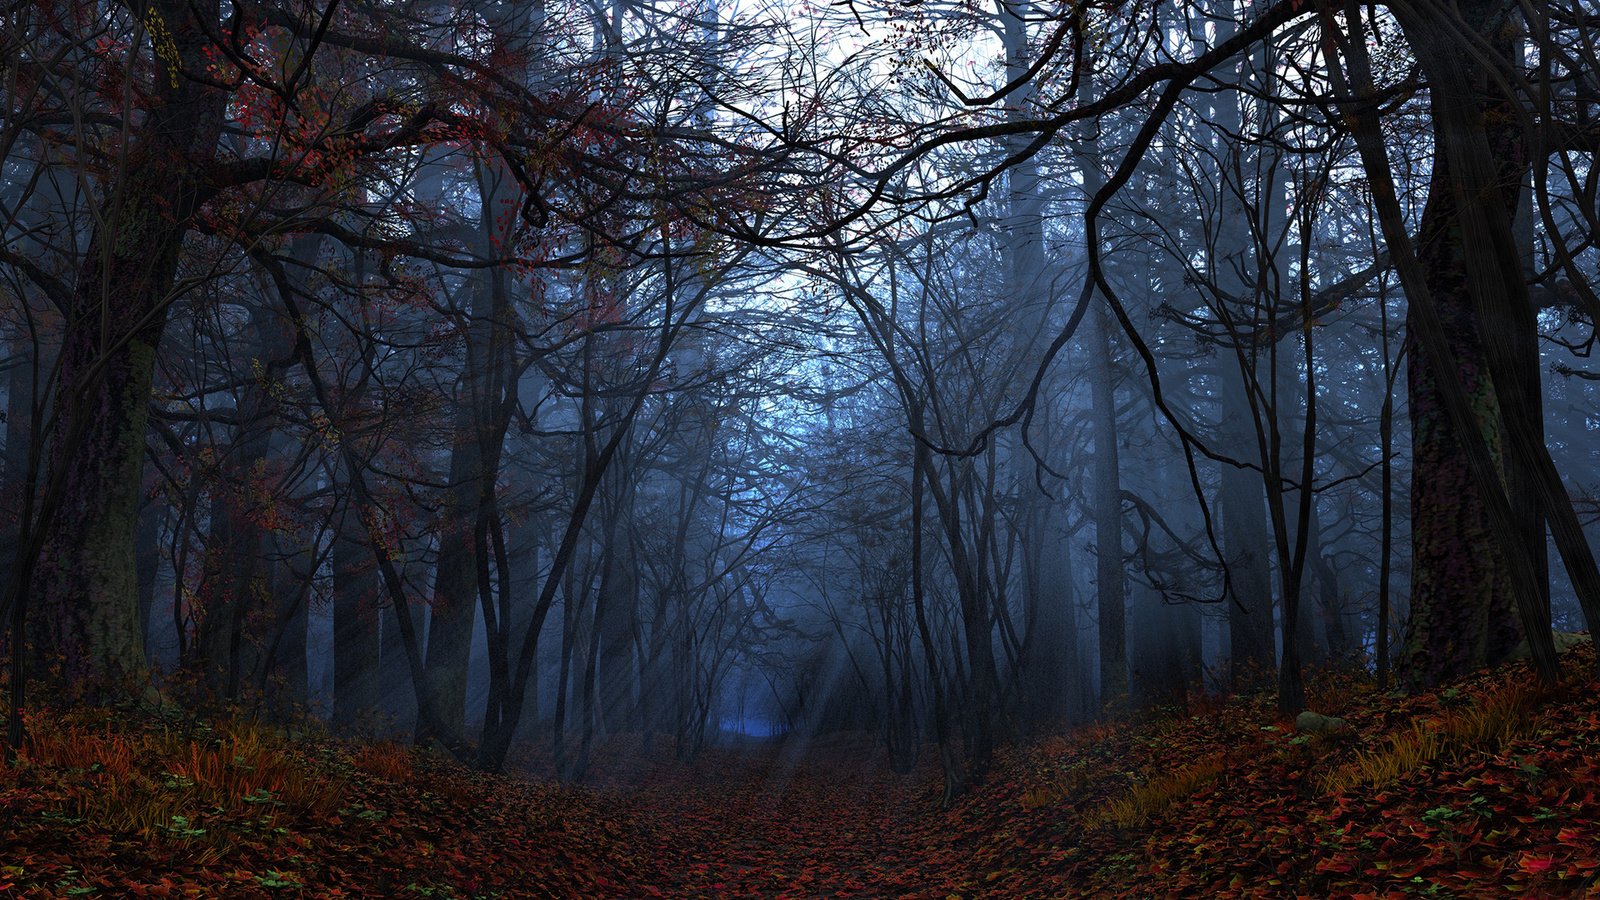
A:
[[353, 741, 416, 783], [1016, 723, 1127, 811], [1019, 762, 1093, 811], [1084, 757, 1227, 830], [1303, 670, 1374, 718], [1320, 720, 1447, 795], [1321, 676, 1546, 794], [20, 713, 345, 856]]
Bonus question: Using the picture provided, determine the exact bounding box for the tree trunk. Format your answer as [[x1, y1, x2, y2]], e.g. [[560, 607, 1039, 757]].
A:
[[1019, 493, 1079, 727], [332, 501, 382, 732], [32, 0, 225, 697], [266, 522, 308, 717], [134, 494, 162, 662], [1089, 304, 1127, 711], [1396, 0, 1534, 685], [3, 332, 39, 620], [1325, 0, 1581, 688], [420, 413, 483, 740], [195, 469, 259, 701], [597, 537, 638, 734], [1206, 15, 1282, 693]]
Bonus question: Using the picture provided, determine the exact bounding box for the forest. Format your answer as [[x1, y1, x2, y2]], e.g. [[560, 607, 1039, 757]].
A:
[[2, 0, 1599, 895]]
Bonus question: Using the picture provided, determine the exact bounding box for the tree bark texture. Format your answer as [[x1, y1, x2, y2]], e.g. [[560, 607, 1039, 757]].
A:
[[33, 0, 225, 694]]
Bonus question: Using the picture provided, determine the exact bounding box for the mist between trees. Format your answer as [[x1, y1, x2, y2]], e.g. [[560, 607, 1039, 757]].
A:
[[1, 0, 1596, 803]]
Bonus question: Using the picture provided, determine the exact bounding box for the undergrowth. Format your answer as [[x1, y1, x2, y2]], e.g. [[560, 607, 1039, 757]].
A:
[[980, 644, 1600, 897], [353, 741, 417, 783], [4, 702, 652, 897], [1084, 756, 1228, 830], [4, 641, 1597, 897], [1320, 674, 1547, 793], [15, 709, 344, 861]]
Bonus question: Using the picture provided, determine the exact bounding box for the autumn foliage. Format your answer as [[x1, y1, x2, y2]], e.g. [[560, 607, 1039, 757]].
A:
[[4, 642, 1599, 897], [352, 743, 417, 785]]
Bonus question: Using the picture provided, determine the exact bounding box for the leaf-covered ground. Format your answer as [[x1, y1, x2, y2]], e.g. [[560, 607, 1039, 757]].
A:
[[5, 643, 1599, 898]]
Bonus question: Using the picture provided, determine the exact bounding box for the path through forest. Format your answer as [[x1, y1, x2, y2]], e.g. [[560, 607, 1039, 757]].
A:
[[9, 655, 1600, 897], [580, 736, 968, 897]]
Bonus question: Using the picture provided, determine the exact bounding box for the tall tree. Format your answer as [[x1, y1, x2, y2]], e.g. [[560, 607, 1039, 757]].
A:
[[32, 0, 227, 694]]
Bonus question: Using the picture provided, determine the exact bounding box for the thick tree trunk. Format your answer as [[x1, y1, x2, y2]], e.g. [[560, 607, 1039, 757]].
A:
[[1397, 1, 1532, 686], [34, 302, 165, 694], [1327, 0, 1584, 688], [1402, 177, 1520, 682], [134, 495, 162, 661], [32, 0, 224, 696]]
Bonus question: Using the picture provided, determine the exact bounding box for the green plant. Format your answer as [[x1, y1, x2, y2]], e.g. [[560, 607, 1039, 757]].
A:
[[256, 870, 305, 891]]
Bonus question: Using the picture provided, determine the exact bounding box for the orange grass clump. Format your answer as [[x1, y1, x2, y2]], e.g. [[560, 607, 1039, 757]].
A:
[[1321, 676, 1546, 794], [163, 722, 345, 816], [21, 715, 345, 853], [1019, 763, 1092, 811], [1085, 757, 1227, 830], [353, 741, 416, 783]]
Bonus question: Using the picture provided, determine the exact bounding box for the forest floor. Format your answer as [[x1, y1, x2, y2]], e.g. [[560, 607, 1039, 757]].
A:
[[4, 642, 1600, 898]]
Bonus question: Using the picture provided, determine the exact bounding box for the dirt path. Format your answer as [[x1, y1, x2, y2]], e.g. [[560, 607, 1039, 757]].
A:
[[583, 737, 975, 898]]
